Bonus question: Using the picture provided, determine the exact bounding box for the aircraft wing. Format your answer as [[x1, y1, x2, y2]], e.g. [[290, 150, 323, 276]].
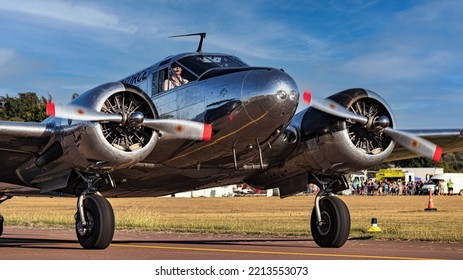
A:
[[386, 129, 463, 161], [0, 120, 52, 152], [0, 120, 52, 185]]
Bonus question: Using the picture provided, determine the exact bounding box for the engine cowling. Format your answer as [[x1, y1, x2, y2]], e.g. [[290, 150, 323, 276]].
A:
[[298, 88, 396, 174], [57, 82, 159, 172]]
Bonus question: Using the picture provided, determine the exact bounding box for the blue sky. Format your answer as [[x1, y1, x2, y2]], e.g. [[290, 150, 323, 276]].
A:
[[0, 0, 462, 128]]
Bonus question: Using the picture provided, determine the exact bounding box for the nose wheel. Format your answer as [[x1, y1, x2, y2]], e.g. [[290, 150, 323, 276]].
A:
[[75, 194, 115, 249]]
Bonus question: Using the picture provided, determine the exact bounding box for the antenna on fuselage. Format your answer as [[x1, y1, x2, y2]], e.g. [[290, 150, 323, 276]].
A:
[[169, 32, 206, 53]]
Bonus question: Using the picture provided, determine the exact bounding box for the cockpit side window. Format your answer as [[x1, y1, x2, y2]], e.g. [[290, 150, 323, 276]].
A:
[[173, 62, 196, 84], [159, 62, 196, 92]]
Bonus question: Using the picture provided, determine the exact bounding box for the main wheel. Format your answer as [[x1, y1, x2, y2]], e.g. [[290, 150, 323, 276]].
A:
[[310, 196, 350, 248], [76, 195, 115, 249]]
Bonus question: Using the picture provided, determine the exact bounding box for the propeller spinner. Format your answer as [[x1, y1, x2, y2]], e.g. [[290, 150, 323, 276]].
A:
[[303, 91, 442, 162]]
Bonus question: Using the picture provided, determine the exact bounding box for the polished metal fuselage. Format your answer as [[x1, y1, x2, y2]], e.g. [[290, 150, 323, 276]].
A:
[[108, 65, 300, 196]]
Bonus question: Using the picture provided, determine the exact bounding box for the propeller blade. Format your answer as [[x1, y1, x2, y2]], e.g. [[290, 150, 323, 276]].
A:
[[303, 91, 368, 125], [302, 91, 443, 162], [46, 102, 122, 122], [142, 119, 212, 141], [46, 102, 212, 141], [384, 127, 442, 162]]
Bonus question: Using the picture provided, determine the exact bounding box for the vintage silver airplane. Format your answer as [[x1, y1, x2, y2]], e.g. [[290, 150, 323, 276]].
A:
[[1, 33, 463, 249]]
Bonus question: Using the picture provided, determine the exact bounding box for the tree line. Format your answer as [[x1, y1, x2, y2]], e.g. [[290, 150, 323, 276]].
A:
[[1, 92, 463, 172], [0, 92, 49, 122], [375, 153, 463, 173]]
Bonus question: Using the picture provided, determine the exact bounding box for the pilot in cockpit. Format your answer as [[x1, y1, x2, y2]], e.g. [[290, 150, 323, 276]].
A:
[[163, 62, 189, 91]]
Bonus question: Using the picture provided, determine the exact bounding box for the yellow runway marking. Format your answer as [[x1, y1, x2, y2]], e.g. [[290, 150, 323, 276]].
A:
[[111, 243, 442, 260]]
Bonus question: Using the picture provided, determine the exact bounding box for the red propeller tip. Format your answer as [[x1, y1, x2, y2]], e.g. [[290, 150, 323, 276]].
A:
[[203, 124, 212, 141], [432, 146, 443, 162], [46, 102, 55, 116], [303, 91, 312, 105]]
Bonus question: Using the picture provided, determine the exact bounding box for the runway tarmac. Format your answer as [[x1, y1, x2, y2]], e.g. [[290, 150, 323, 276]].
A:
[[1, 227, 462, 260]]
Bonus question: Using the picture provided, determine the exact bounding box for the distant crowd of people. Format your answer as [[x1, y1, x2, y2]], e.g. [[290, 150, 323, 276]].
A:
[[304, 178, 455, 196], [350, 178, 449, 196]]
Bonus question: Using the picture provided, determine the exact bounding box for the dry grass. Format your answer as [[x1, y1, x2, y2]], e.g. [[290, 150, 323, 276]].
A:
[[1, 195, 462, 242]]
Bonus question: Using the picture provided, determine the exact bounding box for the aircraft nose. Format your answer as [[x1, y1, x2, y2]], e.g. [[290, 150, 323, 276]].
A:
[[241, 68, 299, 120]]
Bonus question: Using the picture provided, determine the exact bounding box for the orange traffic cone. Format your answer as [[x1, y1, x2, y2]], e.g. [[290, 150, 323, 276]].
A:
[[424, 192, 437, 211]]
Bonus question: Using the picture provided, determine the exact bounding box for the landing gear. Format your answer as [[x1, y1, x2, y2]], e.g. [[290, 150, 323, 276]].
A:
[[309, 175, 351, 248], [74, 174, 115, 249], [75, 194, 115, 249], [0, 196, 13, 237], [0, 214, 3, 236], [310, 195, 350, 247]]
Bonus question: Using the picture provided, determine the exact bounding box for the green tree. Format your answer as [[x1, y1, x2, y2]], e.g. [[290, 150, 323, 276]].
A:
[[0, 92, 49, 122]]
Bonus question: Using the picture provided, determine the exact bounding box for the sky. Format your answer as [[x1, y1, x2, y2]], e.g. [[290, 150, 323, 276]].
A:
[[1, 0, 462, 128]]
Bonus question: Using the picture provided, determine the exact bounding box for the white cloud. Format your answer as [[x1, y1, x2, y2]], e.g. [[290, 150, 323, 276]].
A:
[[0, 48, 16, 66], [339, 50, 453, 81], [0, 48, 22, 78], [0, 0, 135, 33], [0, 48, 47, 90], [329, 1, 463, 85], [328, 0, 378, 13]]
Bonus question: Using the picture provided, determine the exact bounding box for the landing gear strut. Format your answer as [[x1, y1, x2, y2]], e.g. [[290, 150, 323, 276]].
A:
[[0, 196, 13, 237], [310, 176, 350, 248], [0, 213, 3, 236], [75, 175, 115, 249]]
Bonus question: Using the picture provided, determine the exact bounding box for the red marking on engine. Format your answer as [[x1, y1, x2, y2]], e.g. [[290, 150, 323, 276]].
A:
[[176, 125, 184, 132], [77, 109, 85, 115]]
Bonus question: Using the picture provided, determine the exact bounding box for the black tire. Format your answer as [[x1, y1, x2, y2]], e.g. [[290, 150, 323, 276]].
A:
[[75, 195, 115, 249], [0, 214, 3, 236], [310, 196, 350, 248]]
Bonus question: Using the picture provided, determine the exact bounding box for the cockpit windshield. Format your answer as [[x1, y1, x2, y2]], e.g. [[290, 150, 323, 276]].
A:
[[177, 55, 248, 78], [154, 54, 250, 94]]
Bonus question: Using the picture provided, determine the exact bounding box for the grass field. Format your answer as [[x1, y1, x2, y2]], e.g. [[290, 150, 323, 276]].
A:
[[1, 195, 462, 242]]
